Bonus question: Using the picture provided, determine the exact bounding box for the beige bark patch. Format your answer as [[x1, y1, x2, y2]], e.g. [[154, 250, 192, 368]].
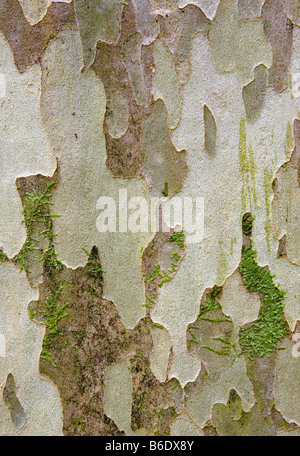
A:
[[170, 411, 203, 436], [104, 359, 134, 435], [0, 0, 75, 73], [290, 119, 300, 183], [242, 64, 268, 122], [212, 399, 274, 436], [41, 27, 154, 329], [18, 0, 52, 25], [131, 0, 160, 45], [177, 0, 219, 20], [122, 32, 152, 107], [290, 28, 300, 113], [0, 262, 62, 435], [271, 257, 300, 332], [153, 38, 182, 129], [0, 33, 56, 258], [272, 164, 300, 266], [221, 271, 261, 339], [150, 325, 171, 383], [187, 356, 255, 429], [141, 100, 187, 197], [142, 231, 185, 384], [209, 0, 272, 85], [18, 0, 72, 25], [274, 329, 300, 426], [151, 32, 244, 387], [238, 0, 265, 18], [203, 104, 217, 157], [106, 90, 129, 139], [75, 0, 124, 69], [159, 3, 210, 84], [244, 353, 277, 415], [284, 0, 300, 25]]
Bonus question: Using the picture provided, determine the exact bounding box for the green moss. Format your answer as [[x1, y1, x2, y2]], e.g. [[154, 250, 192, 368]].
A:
[[239, 118, 257, 213], [0, 250, 7, 263], [39, 242, 63, 276], [198, 215, 289, 360], [145, 264, 161, 284], [230, 237, 236, 255], [38, 287, 69, 367], [199, 316, 230, 323], [145, 263, 173, 288], [143, 247, 184, 311], [153, 323, 164, 329], [146, 294, 155, 304], [72, 330, 87, 345], [202, 336, 232, 356], [86, 284, 96, 295], [242, 212, 253, 237], [70, 416, 85, 435], [171, 380, 180, 390], [238, 244, 290, 358], [29, 307, 37, 320], [202, 343, 231, 356], [248, 145, 257, 207], [216, 240, 227, 284], [14, 182, 63, 274], [239, 118, 248, 211], [158, 270, 171, 288], [169, 230, 185, 250], [81, 246, 106, 278], [187, 328, 200, 349], [145, 241, 155, 258], [198, 287, 222, 317], [172, 252, 180, 262], [263, 169, 273, 251], [284, 122, 293, 158], [289, 74, 294, 99], [162, 182, 169, 197]]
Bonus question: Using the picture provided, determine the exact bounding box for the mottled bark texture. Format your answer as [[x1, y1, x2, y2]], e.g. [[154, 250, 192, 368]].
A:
[[0, 0, 299, 436]]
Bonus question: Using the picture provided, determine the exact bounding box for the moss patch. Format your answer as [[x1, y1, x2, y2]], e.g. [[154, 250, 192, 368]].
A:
[[0, 250, 7, 263], [32, 287, 69, 368], [242, 212, 253, 237], [14, 180, 63, 275], [142, 231, 185, 311], [81, 246, 106, 279], [198, 287, 222, 317], [238, 244, 290, 358], [169, 230, 185, 250]]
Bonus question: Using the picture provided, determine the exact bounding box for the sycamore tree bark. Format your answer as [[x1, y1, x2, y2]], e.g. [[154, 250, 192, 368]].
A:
[[0, 0, 299, 436]]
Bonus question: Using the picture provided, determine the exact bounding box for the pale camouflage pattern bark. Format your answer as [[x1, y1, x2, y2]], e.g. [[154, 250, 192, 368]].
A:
[[0, 0, 299, 436]]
